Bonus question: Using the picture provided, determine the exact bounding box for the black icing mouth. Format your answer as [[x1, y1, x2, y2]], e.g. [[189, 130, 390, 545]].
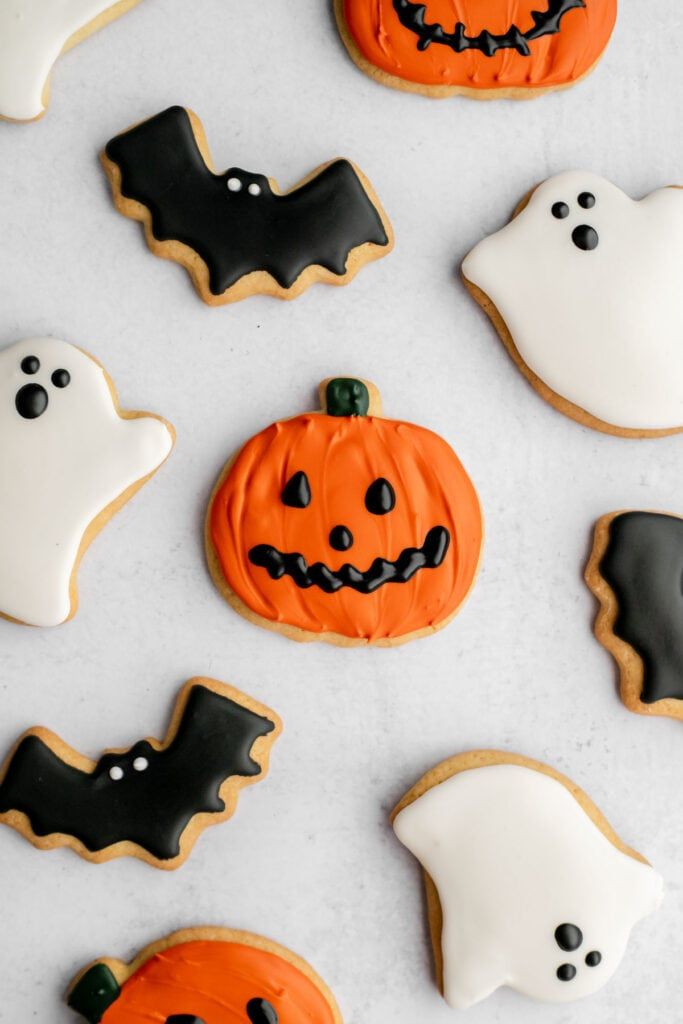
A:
[[249, 526, 450, 594], [393, 0, 585, 57]]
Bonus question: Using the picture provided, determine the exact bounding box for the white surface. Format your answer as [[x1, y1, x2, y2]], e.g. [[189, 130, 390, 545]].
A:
[[0, 2, 681, 1021]]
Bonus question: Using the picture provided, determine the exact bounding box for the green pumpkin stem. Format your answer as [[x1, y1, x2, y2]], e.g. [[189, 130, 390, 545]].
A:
[[67, 963, 120, 1023], [325, 378, 370, 417]]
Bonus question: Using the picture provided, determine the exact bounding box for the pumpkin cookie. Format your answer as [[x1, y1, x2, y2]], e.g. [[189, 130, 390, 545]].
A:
[[206, 377, 483, 647], [392, 750, 662, 1009], [67, 926, 343, 1023], [335, 0, 616, 100]]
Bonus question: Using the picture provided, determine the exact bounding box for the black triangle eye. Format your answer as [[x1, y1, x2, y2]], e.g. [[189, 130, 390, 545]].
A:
[[247, 998, 279, 1024], [365, 477, 396, 515], [281, 471, 311, 508]]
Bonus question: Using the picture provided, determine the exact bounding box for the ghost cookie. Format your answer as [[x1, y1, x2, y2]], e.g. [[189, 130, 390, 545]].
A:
[[206, 377, 483, 647], [0, 678, 281, 869], [335, 0, 616, 99], [0, 0, 143, 122], [67, 926, 343, 1023], [0, 337, 173, 627], [102, 106, 393, 305], [462, 172, 683, 436], [392, 750, 662, 1008]]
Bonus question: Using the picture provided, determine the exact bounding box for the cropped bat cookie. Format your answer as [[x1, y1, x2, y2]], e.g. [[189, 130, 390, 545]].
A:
[[462, 171, 683, 436], [67, 926, 343, 1023], [392, 750, 662, 1008], [0, 678, 281, 869], [335, 0, 616, 99], [0, 0, 143, 122], [586, 510, 683, 721], [102, 106, 393, 305], [206, 377, 483, 646]]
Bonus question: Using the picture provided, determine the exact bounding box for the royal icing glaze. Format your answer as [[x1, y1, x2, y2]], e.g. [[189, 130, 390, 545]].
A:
[[462, 172, 683, 433], [0, 337, 173, 627], [208, 378, 483, 645], [393, 757, 662, 1008], [0, 0, 140, 121]]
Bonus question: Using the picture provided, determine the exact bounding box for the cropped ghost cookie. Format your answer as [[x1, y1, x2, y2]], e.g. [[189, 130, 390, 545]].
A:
[[0, 0, 143, 122], [67, 927, 343, 1023], [206, 377, 483, 646], [102, 106, 393, 305], [462, 172, 683, 436], [393, 751, 662, 1008], [0, 337, 173, 627], [336, 0, 616, 99]]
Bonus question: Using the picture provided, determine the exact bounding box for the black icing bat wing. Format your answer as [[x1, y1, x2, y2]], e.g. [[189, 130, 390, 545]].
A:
[[103, 105, 392, 302], [0, 679, 281, 867]]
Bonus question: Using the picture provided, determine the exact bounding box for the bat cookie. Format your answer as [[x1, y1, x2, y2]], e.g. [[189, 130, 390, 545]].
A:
[[586, 510, 683, 721], [0, 0, 143, 123], [462, 171, 683, 436], [335, 0, 616, 100], [102, 105, 393, 305], [67, 926, 343, 1023], [392, 750, 662, 1009], [0, 336, 173, 627], [206, 377, 483, 647], [0, 678, 281, 869]]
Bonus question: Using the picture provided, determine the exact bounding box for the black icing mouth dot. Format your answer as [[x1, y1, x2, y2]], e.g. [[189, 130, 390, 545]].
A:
[[15, 382, 48, 419], [165, 1017, 206, 1024], [572, 224, 599, 251], [247, 998, 279, 1024], [554, 922, 601, 983]]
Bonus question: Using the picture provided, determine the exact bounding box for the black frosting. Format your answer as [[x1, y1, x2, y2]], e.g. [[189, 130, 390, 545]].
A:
[[105, 106, 389, 295]]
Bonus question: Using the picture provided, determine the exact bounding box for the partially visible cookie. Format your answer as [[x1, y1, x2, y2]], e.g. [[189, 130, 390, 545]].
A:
[[392, 750, 662, 1009]]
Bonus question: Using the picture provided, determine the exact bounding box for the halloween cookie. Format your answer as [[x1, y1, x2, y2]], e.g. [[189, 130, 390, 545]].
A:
[[392, 750, 662, 1008], [0, 0, 143, 122], [335, 0, 616, 99], [206, 377, 483, 647], [67, 926, 343, 1023], [0, 678, 280, 869], [102, 106, 393, 305], [0, 337, 173, 627], [462, 172, 683, 436], [585, 510, 683, 721]]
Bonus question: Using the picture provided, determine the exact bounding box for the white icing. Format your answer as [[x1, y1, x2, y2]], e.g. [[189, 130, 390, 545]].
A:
[[109, 766, 123, 781], [0, 0, 130, 121], [227, 177, 242, 192], [462, 171, 683, 431], [393, 763, 662, 1008], [133, 757, 148, 771], [248, 183, 262, 197], [0, 338, 173, 627]]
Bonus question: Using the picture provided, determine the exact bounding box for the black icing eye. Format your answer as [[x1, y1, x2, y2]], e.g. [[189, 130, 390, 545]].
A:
[[585, 951, 602, 968], [247, 998, 279, 1024], [21, 355, 40, 375], [281, 471, 311, 509], [365, 477, 396, 515], [51, 368, 70, 388], [555, 923, 583, 951], [165, 1017, 206, 1024], [572, 225, 599, 251], [551, 202, 569, 220], [557, 964, 577, 982], [578, 191, 596, 209]]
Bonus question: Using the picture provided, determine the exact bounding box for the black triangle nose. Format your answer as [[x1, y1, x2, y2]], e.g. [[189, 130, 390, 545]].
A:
[[329, 525, 353, 551], [16, 383, 48, 419]]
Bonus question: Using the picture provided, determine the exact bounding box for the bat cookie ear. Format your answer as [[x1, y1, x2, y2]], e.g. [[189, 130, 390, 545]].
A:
[[67, 963, 120, 1022]]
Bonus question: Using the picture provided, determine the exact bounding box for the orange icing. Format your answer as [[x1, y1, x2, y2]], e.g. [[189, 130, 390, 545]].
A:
[[342, 0, 617, 91]]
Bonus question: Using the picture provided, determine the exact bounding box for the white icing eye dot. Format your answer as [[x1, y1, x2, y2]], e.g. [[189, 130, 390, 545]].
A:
[[227, 177, 242, 192], [248, 183, 262, 197], [109, 766, 124, 781], [133, 757, 149, 772]]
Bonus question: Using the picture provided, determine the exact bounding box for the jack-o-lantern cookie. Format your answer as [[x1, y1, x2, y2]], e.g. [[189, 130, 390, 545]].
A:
[[206, 378, 483, 647], [67, 927, 343, 1023], [0, 0, 143, 122], [0, 336, 174, 627], [586, 510, 683, 721], [392, 750, 662, 1009], [335, 0, 616, 99], [463, 172, 683, 436]]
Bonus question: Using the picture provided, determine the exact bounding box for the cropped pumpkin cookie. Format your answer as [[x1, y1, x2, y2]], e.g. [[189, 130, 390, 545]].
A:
[[206, 377, 483, 647]]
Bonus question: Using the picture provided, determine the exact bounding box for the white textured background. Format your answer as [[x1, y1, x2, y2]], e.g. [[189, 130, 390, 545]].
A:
[[0, 2, 682, 1021]]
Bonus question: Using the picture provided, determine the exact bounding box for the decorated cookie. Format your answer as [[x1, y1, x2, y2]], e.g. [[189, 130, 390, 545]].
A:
[[206, 377, 483, 646], [102, 106, 393, 305], [67, 926, 343, 1023], [0, 337, 173, 627], [462, 172, 683, 436], [335, 0, 616, 99], [586, 510, 683, 720], [0, 0, 143, 122], [0, 678, 280, 869], [393, 750, 662, 1008]]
